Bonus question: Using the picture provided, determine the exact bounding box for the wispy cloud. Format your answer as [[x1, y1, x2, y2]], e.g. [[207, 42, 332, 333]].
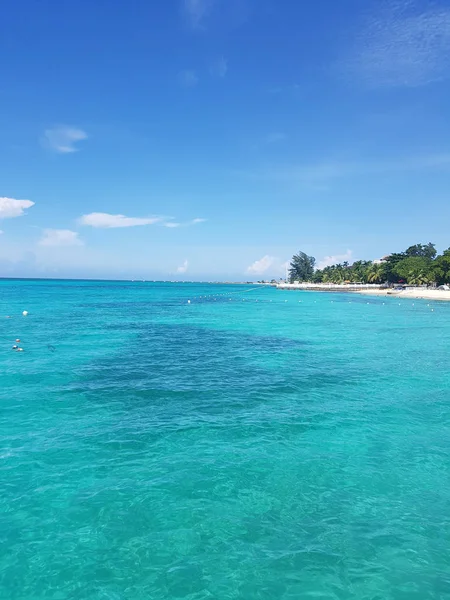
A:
[[178, 69, 199, 87], [0, 197, 35, 219], [318, 250, 353, 270], [43, 126, 88, 153], [39, 229, 83, 247], [253, 153, 450, 186], [247, 255, 275, 275], [164, 222, 181, 229], [182, 0, 250, 31], [182, 0, 215, 29], [79, 213, 162, 228], [164, 218, 207, 228], [211, 56, 228, 78], [342, 1, 450, 87], [176, 259, 189, 274]]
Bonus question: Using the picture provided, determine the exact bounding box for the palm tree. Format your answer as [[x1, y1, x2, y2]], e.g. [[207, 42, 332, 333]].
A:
[[408, 271, 433, 286], [367, 263, 385, 284]]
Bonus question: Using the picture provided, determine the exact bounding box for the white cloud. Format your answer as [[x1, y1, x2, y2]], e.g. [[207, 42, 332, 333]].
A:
[[211, 56, 228, 78], [79, 213, 205, 230], [247, 255, 276, 275], [179, 70, 199, 87], [39, 229, 83, 247], [280, 260, 289, 273], [0, 197, 35, 219], [43, 126, 88, 153], [183, 0, 215, 28], [177, 259, 189, 274], [165, 222, 181, 228], [163, 218, 207, 228], [342, 1, 450, 87], [79, 213, 162, 228], [318, 250, 353, 270]]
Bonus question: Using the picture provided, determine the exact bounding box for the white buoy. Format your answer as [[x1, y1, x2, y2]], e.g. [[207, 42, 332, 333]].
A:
[[187, 300, 191, 304], [22, 311, 28, 316]]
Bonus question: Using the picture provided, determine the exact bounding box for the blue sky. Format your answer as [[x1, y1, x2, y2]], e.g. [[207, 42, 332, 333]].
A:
[[2, 0, 450, 280]]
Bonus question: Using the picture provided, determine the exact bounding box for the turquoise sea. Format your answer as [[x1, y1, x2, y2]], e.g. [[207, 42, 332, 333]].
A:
[[1, 280, 450, 600]]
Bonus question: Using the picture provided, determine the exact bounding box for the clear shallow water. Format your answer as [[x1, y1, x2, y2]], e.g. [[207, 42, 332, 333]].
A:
[[1, 280, 450, 600]]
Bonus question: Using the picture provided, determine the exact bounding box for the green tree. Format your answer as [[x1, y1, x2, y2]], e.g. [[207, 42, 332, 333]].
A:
[[385, 243, 437, 282], [405, 242, 437, 259], [334, 264, 348, 283], [433, 249, 450, 285], [367, 262, 386, 283], [384, 254, 405, 283], [393, 257, 434, 285], [350, 260, 372, 283], [312, 269, 324, 283], [289, 252, 316, 282], [321, 266, 333, 283]]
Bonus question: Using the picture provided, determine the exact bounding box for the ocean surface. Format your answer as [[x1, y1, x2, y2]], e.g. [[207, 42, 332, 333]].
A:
[[1, 280, 450, 600]]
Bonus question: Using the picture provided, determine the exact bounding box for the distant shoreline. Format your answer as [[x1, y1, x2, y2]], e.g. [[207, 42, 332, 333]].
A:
[[277, 283, 450, 302], [277, 283, 381, 292]]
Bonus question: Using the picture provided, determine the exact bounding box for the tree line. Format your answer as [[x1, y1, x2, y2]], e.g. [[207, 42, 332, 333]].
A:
[[289, 243, 450, 286]]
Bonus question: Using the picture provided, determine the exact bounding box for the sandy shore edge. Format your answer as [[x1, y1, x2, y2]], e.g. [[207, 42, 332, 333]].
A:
[[353, 289, 450, 301]]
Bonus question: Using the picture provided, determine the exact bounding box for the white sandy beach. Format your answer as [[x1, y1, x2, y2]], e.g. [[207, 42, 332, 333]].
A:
[[354, 289, 450, 301], [277, 283, 450, 301]]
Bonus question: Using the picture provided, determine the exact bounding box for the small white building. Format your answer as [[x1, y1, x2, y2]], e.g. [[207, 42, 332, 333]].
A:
[[373, 255, 390, 265]]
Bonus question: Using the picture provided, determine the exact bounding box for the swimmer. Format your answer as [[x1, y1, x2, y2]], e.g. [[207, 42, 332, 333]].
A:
[[16, 339, 20, 343]]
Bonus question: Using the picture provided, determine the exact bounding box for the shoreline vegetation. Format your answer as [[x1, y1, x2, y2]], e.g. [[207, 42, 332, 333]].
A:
[[276, 242, 450, 301]]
